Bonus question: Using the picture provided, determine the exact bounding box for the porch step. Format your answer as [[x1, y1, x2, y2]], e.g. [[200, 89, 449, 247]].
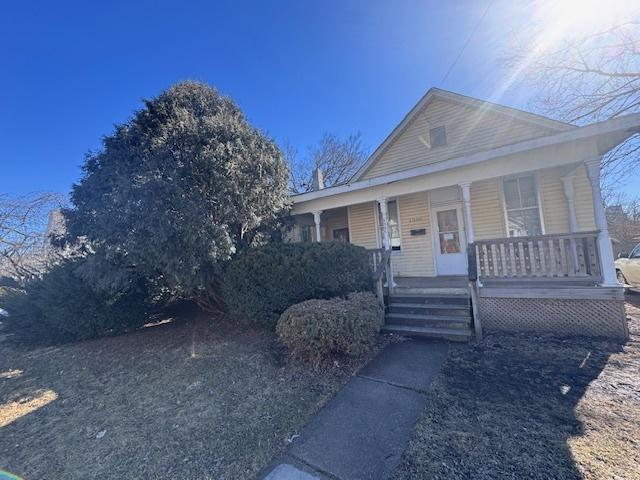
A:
[[385, 314, 470, 330], [389, 293, 470, 306], [382, 324, 472, 341], [387, 303, 471, 315], [384, 289, 474, 340], [391, 286, 469, 295]]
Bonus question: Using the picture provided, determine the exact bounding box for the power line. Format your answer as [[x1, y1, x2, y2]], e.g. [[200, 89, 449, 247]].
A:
[[441, 0, 495, 85]]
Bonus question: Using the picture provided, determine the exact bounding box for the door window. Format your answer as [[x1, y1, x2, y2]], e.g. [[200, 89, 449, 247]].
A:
[[437, 209, 461, 254]]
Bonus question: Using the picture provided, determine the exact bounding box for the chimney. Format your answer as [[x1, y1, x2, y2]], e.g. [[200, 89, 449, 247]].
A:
[[312, 168, 325, 190]]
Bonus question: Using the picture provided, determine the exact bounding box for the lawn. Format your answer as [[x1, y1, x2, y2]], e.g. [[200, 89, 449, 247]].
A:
[[0, 305, 376, 480], [393, 295, 640, 480]]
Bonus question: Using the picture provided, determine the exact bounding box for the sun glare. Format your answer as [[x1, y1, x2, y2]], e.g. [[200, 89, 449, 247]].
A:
[[534, 0, 639, 49], [489, 0, 639, 105]]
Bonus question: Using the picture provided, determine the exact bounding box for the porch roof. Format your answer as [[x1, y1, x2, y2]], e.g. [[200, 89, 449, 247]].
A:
[[292, 113, 640, 215]]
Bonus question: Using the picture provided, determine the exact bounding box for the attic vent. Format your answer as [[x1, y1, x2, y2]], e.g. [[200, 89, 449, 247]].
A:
[[429, 126, 447, 148]]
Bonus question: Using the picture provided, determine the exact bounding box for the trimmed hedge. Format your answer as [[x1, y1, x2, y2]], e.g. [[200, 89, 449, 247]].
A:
[[222, 242, 372, 329], [0, 258, 164, 345], [276, 292, 383, 365]]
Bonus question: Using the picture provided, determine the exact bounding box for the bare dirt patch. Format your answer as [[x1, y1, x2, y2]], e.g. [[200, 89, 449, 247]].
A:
[[0, 307, 382, 480], [393, 295, 640, 480]]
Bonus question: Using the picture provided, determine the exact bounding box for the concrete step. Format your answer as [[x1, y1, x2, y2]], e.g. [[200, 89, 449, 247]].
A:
[[385, 313, 471, 329], [382, 324, 472, 341]]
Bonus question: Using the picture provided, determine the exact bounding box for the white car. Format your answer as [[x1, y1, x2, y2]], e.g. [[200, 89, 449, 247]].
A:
[[615, 242, 640, 291]]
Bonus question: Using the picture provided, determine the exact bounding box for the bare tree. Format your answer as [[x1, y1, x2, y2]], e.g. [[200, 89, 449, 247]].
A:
[[0, 192, 64, 280], [607, 193, 640, 255], [287, 132, 369, 193], [512, 21, 640, 189]]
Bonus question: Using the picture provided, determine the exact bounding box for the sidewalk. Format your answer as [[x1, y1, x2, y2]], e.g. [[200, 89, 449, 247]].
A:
[[261, 339, 448, 480]]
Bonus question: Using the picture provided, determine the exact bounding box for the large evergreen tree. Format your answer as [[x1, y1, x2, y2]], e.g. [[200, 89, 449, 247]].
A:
[[64, 81, 290, 310]]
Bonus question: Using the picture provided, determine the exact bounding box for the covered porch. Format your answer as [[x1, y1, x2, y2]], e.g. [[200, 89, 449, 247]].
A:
[[292, 158, 618, 289]]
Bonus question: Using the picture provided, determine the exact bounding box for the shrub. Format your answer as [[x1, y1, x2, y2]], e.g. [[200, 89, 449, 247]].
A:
[[0, 258, 165, 345], [276, 292, 383, 365], [222, 242, 372, 329]]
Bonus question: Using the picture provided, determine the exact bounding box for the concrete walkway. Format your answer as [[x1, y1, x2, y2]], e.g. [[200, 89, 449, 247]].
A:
[[261, 339, 448, 480]]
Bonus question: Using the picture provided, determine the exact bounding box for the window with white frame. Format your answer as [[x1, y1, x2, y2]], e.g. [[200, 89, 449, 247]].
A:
[[503, 175, 542, 237], [378, 200, 402, 251]]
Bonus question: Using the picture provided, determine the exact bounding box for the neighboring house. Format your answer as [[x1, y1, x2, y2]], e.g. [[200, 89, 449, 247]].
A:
[[289, 88, 640, 340]]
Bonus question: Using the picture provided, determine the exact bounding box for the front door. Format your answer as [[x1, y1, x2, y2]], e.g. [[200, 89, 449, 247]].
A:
[[432, 205, 467, 275]]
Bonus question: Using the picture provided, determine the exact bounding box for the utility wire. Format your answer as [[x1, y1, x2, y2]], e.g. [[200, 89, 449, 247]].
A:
[[441, 0, 495, 85]]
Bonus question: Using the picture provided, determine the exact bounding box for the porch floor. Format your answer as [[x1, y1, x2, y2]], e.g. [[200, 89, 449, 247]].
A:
[[394, 276, 468, 289], [394, 275, 601, 289]]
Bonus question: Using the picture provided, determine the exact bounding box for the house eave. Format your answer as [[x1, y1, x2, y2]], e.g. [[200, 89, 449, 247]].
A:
[[350, 87, 575, 182], [291, 113, 640, 210]]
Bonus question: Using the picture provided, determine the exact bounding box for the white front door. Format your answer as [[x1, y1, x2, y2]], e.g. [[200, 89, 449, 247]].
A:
[[432, 205, 467, 275]]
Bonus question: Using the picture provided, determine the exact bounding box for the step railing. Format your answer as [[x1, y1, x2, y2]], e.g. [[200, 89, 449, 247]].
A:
[[470, 231, 602, 281], [369, 248, 392, 307]]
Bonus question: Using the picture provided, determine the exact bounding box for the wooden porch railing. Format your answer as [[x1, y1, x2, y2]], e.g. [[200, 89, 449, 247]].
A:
[[369, 248, 392, 306], [470, 231, 602, 281]]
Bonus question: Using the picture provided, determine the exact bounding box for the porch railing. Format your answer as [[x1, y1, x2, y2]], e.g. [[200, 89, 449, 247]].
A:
[[369, 248, 392, 306], [470, 231, 602, 281]]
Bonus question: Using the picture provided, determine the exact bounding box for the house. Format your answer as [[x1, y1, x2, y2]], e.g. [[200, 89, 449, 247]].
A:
[[289, 88, 640, 340]]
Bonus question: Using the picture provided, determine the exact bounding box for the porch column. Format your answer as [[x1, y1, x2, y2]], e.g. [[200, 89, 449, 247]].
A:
[[459, 182, 474, 244], [377, 197, 395, 287], [312, 210, 323, 242], [585, 159, 618, 286], [377, 197, 391, 250]]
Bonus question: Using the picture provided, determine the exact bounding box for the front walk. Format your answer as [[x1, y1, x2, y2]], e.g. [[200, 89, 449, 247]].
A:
[[261, 339, 448, 480]]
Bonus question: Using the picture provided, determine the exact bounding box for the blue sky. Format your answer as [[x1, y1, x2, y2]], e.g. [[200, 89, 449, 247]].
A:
[[1, 0, 638, 197]]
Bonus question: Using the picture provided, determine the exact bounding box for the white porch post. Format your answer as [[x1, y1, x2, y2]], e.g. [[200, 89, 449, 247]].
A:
[[377, 197, 395, 287], [312, 210, 323, 242], [585, 159, 618, 286], [459, 182, 474, 244], [377, 197, 391, 250]]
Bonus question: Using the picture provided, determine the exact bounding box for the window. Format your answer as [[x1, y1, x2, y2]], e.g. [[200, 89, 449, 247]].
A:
[[378, 200, 402, 251], [631, 244, 640, 259], [503, 175, 542, 237], [333, 228, 350, 242], [429, 126, 447, 148], [301, 224, 313, 242]]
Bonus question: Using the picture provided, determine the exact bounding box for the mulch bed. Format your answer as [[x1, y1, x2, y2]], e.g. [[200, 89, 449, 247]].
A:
[[393, 295, 640, 480]]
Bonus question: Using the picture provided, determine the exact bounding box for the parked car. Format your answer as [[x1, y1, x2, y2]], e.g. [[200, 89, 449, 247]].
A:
[[615, 242, 640, 291]]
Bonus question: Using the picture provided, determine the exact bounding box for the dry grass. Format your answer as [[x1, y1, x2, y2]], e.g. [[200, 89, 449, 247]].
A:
[[0, 306, 380, 480], [393, 295, 640, 480]]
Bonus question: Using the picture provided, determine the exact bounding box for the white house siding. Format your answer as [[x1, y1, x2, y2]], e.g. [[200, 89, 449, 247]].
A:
[[391, 192, 435, 277], [470, 178, 506, 240], [361, 98, 556, 180], [347, 202, 379, 249]]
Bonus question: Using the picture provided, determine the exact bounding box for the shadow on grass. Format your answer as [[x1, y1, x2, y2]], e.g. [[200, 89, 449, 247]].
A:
[[394, 324, 628, 479]]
